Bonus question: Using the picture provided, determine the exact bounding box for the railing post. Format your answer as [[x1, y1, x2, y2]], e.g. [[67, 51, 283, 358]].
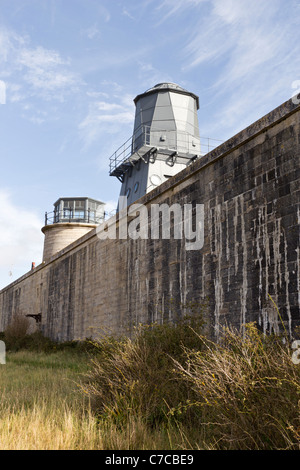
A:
[[45, 212, 47, 226]]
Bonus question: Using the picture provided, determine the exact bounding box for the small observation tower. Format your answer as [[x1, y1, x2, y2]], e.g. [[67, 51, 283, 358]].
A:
[[41, 197, 105, 262], [109, 82, 201, 207]]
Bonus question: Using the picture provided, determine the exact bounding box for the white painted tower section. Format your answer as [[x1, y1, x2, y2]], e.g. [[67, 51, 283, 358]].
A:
[[109, 83, 201, 207]]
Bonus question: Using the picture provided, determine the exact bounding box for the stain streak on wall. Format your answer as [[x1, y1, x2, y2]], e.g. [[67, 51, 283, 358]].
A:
[[0, 97, 300, 341]]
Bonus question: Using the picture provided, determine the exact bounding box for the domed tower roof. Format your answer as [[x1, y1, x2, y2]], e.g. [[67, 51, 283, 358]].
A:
[[134, 82, 200, 109]]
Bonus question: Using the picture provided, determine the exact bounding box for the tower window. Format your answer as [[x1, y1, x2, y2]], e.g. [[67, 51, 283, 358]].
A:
[[74, 211, 84, 219], [64, 208, 73, 218], [134, 182, 139, 193], [126, 188, 131, 198], [46, 197, 105, 226]]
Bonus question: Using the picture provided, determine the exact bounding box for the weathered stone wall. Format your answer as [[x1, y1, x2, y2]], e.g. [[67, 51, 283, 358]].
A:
[[1, 97, 299, 342]]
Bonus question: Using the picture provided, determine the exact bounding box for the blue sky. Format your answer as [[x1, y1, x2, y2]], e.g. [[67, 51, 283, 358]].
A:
[[0, 0, 300, 288]]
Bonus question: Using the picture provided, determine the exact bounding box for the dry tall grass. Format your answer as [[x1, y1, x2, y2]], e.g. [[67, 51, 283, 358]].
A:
[[81, 317, 205, 429], [0, 350, 190, 450], [0, 350, 103, 450], [1, 318, 300, 450], [175, 323, 300, 450], [82, 321, 300, 450]]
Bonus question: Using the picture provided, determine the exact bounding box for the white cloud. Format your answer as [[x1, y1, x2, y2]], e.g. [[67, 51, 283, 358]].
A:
[[212, 0, 254, 23], [18, 46, 66, 69], [0, 27, 26, 63], [155, 0, 300, 86], [182, 0, 281, 69], [6, 83, 23, 103], [0, 28, 81, 104], [137, 62, 173, 90], [122, 8, 135, 20], [99, 81, 124, 93], [154, 0, 300, 138], [78, 90, 135, 150], [77, 86, 136, 174], [155, 0, 205, 22], [17, 46, 80, 99], [82, 24, 101, 39], [95, 101, 126, 112], [0, 190, 44, 290]]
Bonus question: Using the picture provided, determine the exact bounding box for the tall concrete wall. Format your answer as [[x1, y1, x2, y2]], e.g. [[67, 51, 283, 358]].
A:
[[1, 96, 299, 342]]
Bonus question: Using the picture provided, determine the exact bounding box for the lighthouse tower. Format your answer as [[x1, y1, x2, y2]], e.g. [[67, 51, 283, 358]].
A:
[[41, 197, 105, 262], [109, 83, 201, 207]]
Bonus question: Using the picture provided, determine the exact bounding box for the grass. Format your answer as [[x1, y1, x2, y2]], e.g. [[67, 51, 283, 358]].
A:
[[0, 348, 193, 450], [0, 314, 300, 450], [81, 321, 300, 450], [175, 323, 300, 449], [0, 350, 101, 450]]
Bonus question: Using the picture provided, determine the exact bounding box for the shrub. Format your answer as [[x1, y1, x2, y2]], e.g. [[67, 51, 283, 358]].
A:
[[4, 315, 31, 351], [80, 315, 205, 427], [81, 319, 300, 449], [2, 318, 95, 353], [175, 323, 300, 450]]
